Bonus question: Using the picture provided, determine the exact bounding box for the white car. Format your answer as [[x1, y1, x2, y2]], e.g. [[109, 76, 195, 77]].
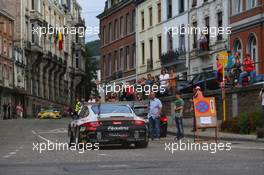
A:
[[68, 103, 149, 148]]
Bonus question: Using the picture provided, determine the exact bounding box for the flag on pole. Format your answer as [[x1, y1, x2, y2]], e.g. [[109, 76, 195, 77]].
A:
[[58, 32, 63, 50]]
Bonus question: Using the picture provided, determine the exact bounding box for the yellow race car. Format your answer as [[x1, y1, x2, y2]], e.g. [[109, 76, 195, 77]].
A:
[[38, 107, 61, 119]]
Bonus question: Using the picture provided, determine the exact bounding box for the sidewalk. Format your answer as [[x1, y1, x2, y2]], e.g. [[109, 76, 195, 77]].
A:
[[167, 126, 264, 143]]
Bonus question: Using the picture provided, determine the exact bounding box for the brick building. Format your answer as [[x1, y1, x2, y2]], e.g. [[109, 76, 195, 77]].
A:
[[230, 0, 264, 74], [0, 10, 14, 115], [97, 0, 136, 85]]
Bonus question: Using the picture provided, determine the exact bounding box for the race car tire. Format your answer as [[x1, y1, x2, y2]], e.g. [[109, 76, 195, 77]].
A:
[[135, 141, 148, 148]]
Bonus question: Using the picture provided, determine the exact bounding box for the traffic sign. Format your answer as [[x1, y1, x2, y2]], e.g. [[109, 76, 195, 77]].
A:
[[218, 51, 228, 66]]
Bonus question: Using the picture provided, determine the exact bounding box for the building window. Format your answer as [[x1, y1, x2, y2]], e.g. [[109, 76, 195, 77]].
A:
[[248, 0, 258, 9], [192, 21, 197, 49], [205, 17, 210, 45], [9, 66, 13, 84], [120, 16, 124, 37], [103, 56, 106, 76], [248, 35, 257, 67], [9, 42, 12, 59], [3, 20, 6, 33], [131, 10, 136, 33], [3, 39, 7, 56], [3, 64, 7, 79], [108, 53, 112, 75], [131, 44, 136, 69], [31, 24, 35, 43], [158, 35, 162, 59], [9, 21, 12, 37], [108, 22, 112, 42], [167, 0, 172, 19], [217, 12, 223, 40], [179, 0, 184, 13], [75, 53, 79, 69], [125, 13, 130, 35], [192, 0, 197, 7], [167, 29, 173, 51], [232, 0, 242, 14], [149, 39, 153, 69], [141, 42, 145, 65], [125, 46, 130, 70], [103, 26, 106, 45], [141, 11, 145, 31], [179, 25, 185, 51], [149, 7, 153, 27], [157, 3, 161, 23], [114, 50, 118, 72], [233, 39, 242, 60], [119, 48, 124, 70], [114, 19, 118, 40]]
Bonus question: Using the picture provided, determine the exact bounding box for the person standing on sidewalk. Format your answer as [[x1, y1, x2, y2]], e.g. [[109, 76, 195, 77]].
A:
[[148, 92, 162, 140], [173, 91, 184, 140], [3, 103, 7, 120], [259, 88, 264, 128]]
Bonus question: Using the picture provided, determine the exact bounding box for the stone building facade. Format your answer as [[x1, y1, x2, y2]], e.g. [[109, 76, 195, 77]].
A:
[[0, 0, 86, 117]]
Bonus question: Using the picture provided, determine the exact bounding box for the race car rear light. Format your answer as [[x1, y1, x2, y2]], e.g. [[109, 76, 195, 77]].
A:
[[134, 120, 145, 126], [82, 122, 101, 131], [160, 116, 168, 122]]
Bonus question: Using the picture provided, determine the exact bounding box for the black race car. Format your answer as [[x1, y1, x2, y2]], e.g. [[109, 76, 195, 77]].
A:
[[68, 103, 149, 148]]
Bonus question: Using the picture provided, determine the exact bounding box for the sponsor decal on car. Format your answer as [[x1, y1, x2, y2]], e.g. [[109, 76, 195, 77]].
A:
[[107, 126, 129, 131]]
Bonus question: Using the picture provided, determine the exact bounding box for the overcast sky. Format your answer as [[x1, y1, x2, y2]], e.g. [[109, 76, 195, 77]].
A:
[[77, 0, 106, 42]]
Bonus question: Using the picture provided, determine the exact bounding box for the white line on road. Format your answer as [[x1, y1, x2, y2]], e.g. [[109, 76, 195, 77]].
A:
[[98, 153, 112, 157], [231, 145, 264, 151], [9, 152, 16, 155], [32, 130, 54, 143], [98, 164, 129, 168]]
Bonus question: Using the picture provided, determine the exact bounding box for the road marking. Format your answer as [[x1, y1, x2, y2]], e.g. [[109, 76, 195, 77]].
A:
[[231, 145, 264, 151], [3, 155, 11, 158], [98, 164, 129, 168], [98, 153, 112, 157], [2, 145, 23, 159], [32, 130, 54, 143]]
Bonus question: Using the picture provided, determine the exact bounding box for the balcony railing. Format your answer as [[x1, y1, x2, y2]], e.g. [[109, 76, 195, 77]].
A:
[[161, 48, 186, 65]]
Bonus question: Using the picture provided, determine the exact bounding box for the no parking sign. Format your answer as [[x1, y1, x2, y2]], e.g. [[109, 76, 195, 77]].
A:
[[193, 97, 217, 129]]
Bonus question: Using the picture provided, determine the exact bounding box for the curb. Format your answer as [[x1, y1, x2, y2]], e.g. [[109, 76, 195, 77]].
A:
[[167, 130, 264, 143]]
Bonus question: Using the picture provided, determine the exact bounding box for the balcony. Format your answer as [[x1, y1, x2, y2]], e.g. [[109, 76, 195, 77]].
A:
[[161, 49, 186, 67], [30, 43, 43, 53], [30, 10, 43, 23]]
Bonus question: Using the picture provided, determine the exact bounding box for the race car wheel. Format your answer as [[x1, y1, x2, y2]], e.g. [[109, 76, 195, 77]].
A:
[[135, 141, 148, 148]]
